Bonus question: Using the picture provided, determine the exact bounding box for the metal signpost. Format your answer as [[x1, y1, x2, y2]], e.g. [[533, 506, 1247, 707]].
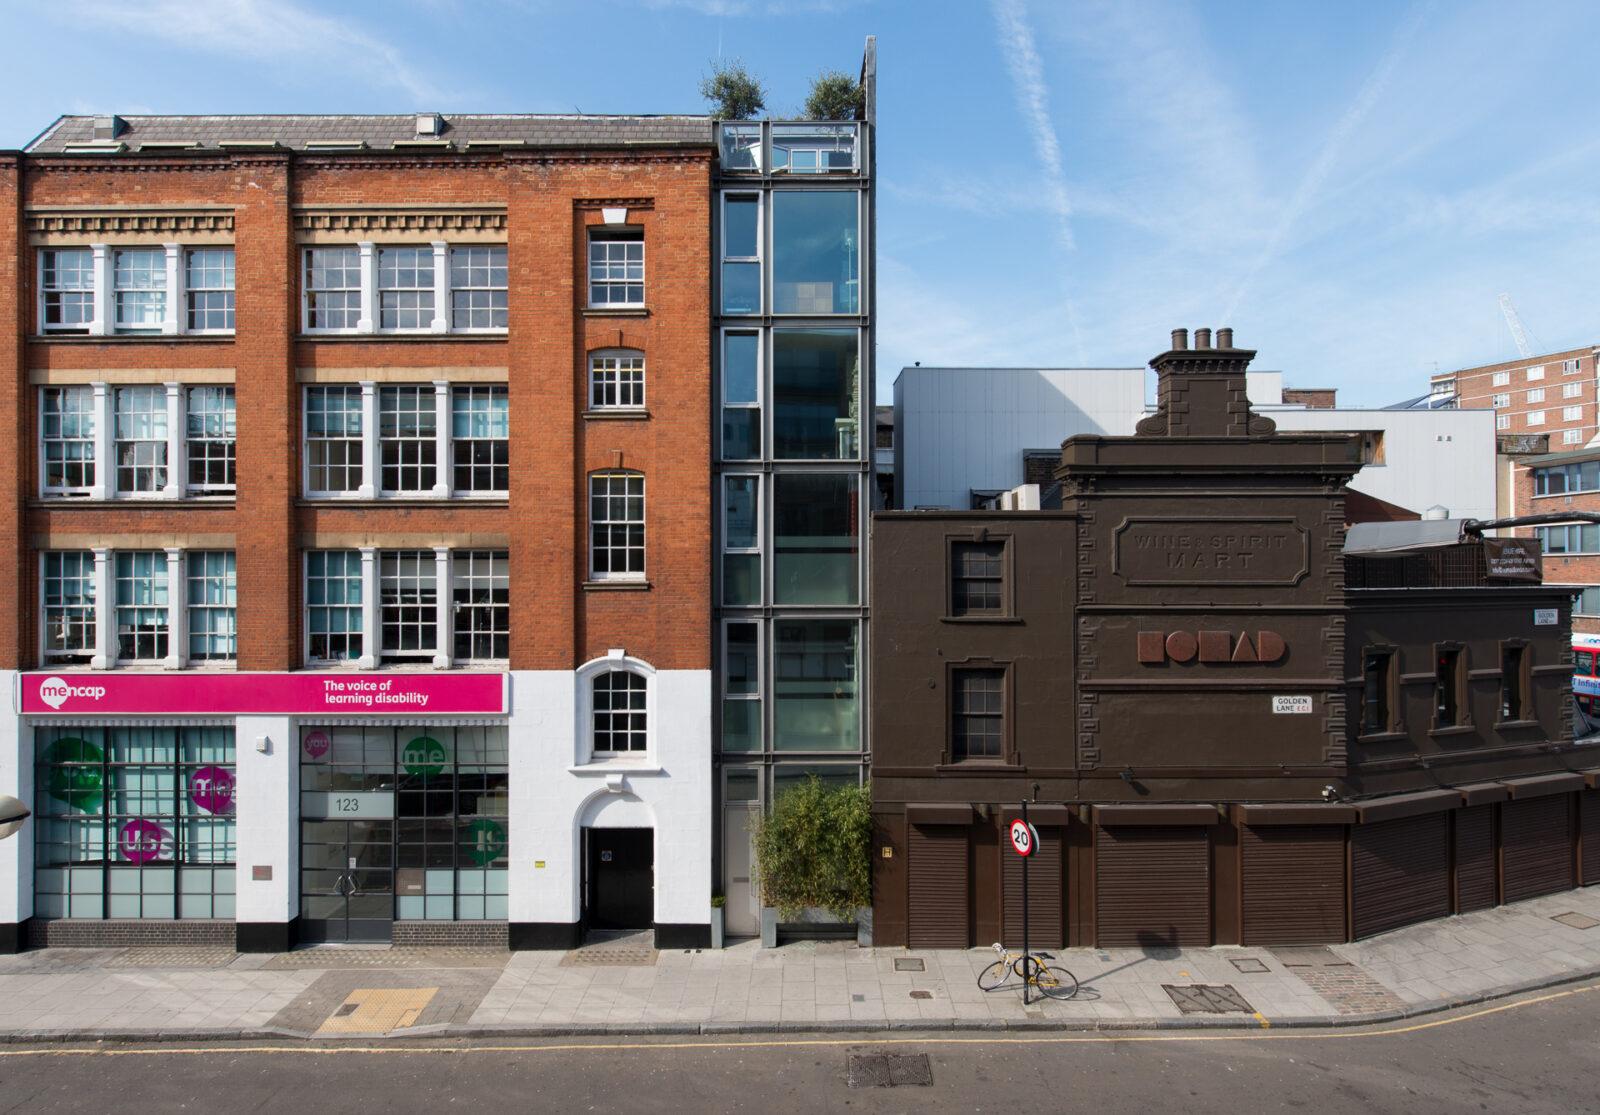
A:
[[1008, 805, 1036, 1004]]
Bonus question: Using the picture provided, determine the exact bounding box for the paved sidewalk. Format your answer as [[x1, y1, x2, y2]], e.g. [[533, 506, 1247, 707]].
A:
[[6, 886, 1600, 1040]]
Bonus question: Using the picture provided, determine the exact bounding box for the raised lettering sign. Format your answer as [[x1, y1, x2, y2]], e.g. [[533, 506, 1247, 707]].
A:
[[1112, 518, 1310, 587]]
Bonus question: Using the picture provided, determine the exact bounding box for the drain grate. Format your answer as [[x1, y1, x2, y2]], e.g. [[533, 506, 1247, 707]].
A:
[[1552, 911, 1600, 930], [1163, 984, 1254, 1014], [1229, 957, 1270, 974], [848, 1053, 933, 1088], [893, 957, 925, 972]]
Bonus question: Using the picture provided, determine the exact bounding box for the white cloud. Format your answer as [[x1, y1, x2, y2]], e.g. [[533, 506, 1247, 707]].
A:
[[57, 0, 448, 104]]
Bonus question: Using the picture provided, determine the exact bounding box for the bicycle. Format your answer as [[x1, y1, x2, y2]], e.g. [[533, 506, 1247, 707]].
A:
[[976, 941, 1079, 1000]]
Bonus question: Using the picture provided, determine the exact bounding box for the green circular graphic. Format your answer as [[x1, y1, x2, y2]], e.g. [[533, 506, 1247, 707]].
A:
[[462, 818, 508, 867], [43, 737, 104, 814], [399, 735, 449, 778]]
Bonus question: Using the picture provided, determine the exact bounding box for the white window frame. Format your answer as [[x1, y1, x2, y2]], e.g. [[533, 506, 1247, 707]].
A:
[[186, 550, 237, 664], [301, 244, 369, 334], [112, 384, 179, 498], [39, 385, 98, 498], [39, 382, 216, 502], [450, 550, 509, 664], [720, 327, 763, 461], [378, 383, 444, 496], [588, 349, 647, 411], [1497, 415, 1511, 430], [720, 190, 763, 315], [588, 470, 646, 582], [449, 385, 509, 496], [1491, 371, 1510, 387], [40, 550, 99, 666], [1564, 358, 1582, 375], [378, 549, 445, 666], [111, 247, 170, 335], [1528, 410, 1546, 426], [587, 229, 645, 309], [1527, 388, 1545, 404], [37, 247, 98, 334], [376, 244, 441, 334], [1528, 365, 1546, 381], [448, 245, 508, 333], [185, 385, 236, 496], [1565, 406, 1584, 422], [1564, 382, 1584, 399], [574, 651, 658, 767], [1564, 428, 1584, 445], [1491, 393, 1510, 408], [184, 248, 235, 334], [304, 548, 371, 667], [303, 384, 372, 499]]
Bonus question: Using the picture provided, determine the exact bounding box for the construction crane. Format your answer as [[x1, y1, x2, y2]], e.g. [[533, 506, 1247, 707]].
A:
[[1498, 293, 1533, 358]]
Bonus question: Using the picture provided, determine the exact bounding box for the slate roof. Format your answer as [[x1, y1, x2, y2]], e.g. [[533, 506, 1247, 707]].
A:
[[25, 114, 714, 154]]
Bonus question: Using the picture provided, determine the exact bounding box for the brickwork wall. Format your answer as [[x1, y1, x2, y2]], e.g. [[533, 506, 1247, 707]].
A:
[[6, 148, 713, 672], [1439, 348, 1598, 445], [1282, 388, 1336, 409], [391, 920, 509, 948], [27, 918, 237, 948], [1512, 458, 1600, 633]]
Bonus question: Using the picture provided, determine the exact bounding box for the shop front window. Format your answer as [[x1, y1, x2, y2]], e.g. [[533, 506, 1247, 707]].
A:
[[34, 725, 236, 920]]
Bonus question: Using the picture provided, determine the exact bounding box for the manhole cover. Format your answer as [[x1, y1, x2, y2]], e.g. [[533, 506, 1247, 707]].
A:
[[893, 957, 925, 972], [847, 1053, 933, 1088], [909, 989, 933, 999], [1552, 912, 1600, 930], [1163, 984, 1254, 1014], [1229, 957, 1270, 974]]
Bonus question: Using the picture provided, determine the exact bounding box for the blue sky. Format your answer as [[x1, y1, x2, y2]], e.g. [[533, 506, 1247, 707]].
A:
[[2, 0, 1596, 405]]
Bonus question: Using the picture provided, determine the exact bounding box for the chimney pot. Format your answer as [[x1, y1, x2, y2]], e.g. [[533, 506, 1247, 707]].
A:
[[1170, 328, 1188, 351], [1195, 327, 1212, 350], [1216, 327, 1234, 349]]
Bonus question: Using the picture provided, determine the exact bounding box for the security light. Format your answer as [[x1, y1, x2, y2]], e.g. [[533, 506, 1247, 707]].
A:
[[0, 795, 29, 841]]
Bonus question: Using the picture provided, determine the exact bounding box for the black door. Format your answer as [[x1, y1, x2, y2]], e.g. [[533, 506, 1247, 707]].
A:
[[299, 820, 395, 943], [586, 828, 654, 930]]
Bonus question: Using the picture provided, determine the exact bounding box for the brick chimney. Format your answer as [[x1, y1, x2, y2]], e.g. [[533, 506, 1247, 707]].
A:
[[1135, 327, 1276, 438]]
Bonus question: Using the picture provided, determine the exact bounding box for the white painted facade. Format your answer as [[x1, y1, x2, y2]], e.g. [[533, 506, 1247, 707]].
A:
[[2, 667, 712, 947], [894, 366, 1496, 521]]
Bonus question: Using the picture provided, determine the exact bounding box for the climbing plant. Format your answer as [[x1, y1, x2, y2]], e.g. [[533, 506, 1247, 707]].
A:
[[753, 776, 872, 921]]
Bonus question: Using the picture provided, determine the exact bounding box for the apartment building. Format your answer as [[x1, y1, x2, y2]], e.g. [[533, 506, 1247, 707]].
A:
[[0, 111, 718, 952], [710, 51, 877, 939], [1431, 346, 1600, 449]]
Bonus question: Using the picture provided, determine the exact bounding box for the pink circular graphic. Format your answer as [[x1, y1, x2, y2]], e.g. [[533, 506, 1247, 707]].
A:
[[189, 766, 236, 815], [302, 730, 331, 760], [119, 819, 171, 864]]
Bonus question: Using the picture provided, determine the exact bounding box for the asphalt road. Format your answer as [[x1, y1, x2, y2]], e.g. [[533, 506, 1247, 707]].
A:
[[3, 983, 1599, 1113]]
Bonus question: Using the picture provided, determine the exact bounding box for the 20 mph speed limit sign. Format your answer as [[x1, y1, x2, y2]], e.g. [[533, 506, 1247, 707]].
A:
[[1009, 819, 1039, 857]]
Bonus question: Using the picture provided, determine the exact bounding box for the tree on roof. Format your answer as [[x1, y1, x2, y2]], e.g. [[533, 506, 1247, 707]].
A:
[[700, 59, 766, 120], [803, 71, 862, 120]]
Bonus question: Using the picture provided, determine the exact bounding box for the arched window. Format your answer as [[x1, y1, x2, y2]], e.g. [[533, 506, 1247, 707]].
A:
[[589, 470, 645, 580], [592, 669, 648, 754], [589, 349, 645, 411]]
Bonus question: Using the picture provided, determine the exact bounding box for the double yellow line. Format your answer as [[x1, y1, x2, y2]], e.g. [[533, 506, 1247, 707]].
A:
[[2, 981, 1592, 1058]]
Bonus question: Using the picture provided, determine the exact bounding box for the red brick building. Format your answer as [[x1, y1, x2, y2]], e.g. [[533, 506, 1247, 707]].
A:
[[0, 113, 717, 952], [1512, 445, 1600, 635], [1433, 346, 1600, 449]]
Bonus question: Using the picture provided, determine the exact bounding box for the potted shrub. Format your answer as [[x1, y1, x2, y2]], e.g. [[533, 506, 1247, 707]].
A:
[[753, 776, 871, 946], [803, 71, 863, 121], [710, 893, 726, 950], [699, 60, 766, 120]]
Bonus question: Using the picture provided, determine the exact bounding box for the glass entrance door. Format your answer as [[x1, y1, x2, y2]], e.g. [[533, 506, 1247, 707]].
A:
[[300, 820, 395, 942]]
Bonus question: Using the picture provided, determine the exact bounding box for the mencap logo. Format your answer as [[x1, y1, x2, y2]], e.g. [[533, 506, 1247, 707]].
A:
[[38, 677, 107, 710]]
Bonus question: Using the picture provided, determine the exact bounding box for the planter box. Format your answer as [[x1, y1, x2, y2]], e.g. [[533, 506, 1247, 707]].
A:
[[710, 907, 725, 950], [760, 906, 863, 948]]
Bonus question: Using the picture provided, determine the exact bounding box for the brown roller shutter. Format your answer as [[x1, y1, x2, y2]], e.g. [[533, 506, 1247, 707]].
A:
[[1241, 825, 1346, 945], [1583, 791, 1600, 887], [1094, 826, 1209, 948], [1454, 805, 1496, 913], [1352, 813, 1451, 939], [908, 824, 969, 949], [1002, 826, 1063, 948], [1502, 795, 1574, 903]]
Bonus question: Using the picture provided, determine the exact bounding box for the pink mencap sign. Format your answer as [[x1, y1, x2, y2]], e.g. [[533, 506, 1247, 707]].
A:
[[302, 730, 332, 761], [21, 672, 506, 716]]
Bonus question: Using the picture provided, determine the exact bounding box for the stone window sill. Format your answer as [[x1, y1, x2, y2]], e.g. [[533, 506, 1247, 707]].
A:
[[583, 580, 651, 591], [584, 409, 651, 421]]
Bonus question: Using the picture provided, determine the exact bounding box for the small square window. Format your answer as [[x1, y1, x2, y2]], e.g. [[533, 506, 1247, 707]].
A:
[[588, 230, 644, 308]]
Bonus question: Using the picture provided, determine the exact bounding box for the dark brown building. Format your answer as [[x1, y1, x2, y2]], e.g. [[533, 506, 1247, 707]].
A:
[[871, 329, 1589, 950]]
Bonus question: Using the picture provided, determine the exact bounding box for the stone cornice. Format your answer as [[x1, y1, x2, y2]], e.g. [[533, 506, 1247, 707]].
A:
[[293, 208, 507, 235], [27, 208, 235, 236]]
